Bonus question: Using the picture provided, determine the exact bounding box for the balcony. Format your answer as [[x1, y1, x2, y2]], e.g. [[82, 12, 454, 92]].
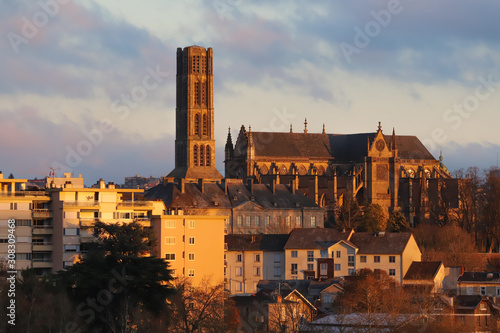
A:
[[32, 260, 52, 269], [32, 209, 52, 219], [0, 191, 48, 197], [33, 243, 52, 252], [80, 236, 95, 243], [63, 201, 100, 207], [32, 226, 53, 235], [133, 218, 151, 227], [80, 218, 99, 228], [118, 201, 153, 208]]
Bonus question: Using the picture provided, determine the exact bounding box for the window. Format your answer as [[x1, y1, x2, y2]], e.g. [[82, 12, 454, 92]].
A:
[[200, 145, 205, 166], [171, 269, 177, 277], [348, 255, 355, 267], [64, 228, 79, 236], [360, 255, 367, 263], [188, 253, 195, 261], [193, 145, 198, 166], [254, 267, 261, 276], [307, 264, 314, 271], [320, 250, 328, 258], [236, 282, 242, 292], [389, 269, 396, 276], [295, 216, 301, 226], [274, 267, 281, 277], [389, 256, 396, 263], [274, 254, 281, 263], [165, 220, 176, 228], [255, 254, 260, 262], [165, 237, 176, 245], [235, 267, 243, 276], [188, 269, 195, 277], [245, 216, 251, 226], [64, 245, 79, 252], [265, 216, 270, 226], [307, 251, 314, 262], [188, 237, 195, 245], [480, 286, 486, 296], [203, 114, 208, 136], [496, 287, 500, 297], [10, 203, 17, 210], [336, 251, 341, 258], [310, 216, 316, 227], [349, 269, 355, 275], [206, 145, 211, 166], [374, 256, 380, 263], [16, 220, 32, 227], [194, 114, 200, 135], [188, 220, 195, 229], [255, 216, 260, 226], [324, 294, 332, 303], [291, 264, 298, 275], [291, 251, 298, 258], [165, 253, 176, 261], [334, 264, 341, 271], [237, 216, 243, 226], [236, 254, 242, 262], [320, 263, 328, 275]]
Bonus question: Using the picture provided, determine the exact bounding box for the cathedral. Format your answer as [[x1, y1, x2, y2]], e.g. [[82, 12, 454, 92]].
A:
[[224, 120, 458, 225], [150, 45, 458, 229]]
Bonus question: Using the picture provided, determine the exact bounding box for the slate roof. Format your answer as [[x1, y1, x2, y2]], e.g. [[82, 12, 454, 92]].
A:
[[225, 234, 290, 252], [458, 272, 500, 283], [247, 132, 436, 162], [349, 232, 413, 254], [284, 228, 353, 250], [454, 295, 484, 309], [404, 261, 443, 280], [146, 181, 320, 211]]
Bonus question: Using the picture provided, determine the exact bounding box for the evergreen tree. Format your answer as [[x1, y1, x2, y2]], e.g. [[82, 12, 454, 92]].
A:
[[386, 210, 410, 232]]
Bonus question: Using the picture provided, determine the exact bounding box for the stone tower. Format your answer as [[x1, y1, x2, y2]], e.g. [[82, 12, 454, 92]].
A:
[[168, 46, 222, 180]]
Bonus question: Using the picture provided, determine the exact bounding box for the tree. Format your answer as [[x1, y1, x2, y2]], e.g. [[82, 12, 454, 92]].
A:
[[168, 277, 238, 333], [58, 221, 175, 333], [413, 224, 482, 270], [336, 269, 409, 332], [336, 193, 362, 230], [360, 204, 386, 232], [386, 210, 410, 232]]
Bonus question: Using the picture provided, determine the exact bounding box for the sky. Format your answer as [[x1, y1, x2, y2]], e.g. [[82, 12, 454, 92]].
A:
[[1, 0, 500, 185]]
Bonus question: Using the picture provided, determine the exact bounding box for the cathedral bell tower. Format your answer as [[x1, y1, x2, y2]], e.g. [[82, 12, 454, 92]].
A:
[[167, 46, 223, 180]]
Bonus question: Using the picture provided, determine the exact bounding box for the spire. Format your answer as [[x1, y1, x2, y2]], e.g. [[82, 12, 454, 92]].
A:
[[304, 118, 308, 134], [225, 127, 233, 147], [248, 125, 251, 133], [322, 123, 326, 134], [290, 124, 293, 133], [391, 127, 397, 151], [377, 121, 382, 132], [225, 127, 234, 160]]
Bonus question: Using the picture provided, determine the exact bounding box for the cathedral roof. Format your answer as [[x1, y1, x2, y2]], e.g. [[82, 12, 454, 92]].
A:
[[246, 131, 436, 162]]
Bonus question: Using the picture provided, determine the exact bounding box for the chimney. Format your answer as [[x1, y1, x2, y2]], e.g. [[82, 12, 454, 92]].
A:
[[222, 178, 228, 194], [277, 295, 282, 303], [64, 181, 72, 189], [251, 235, 256, 243], [108, 182, 115, 189], [291, 179, 296, 194], [271, 178, 276, 195], [99, 178, 105, 189], [247, 179, 254, 194]]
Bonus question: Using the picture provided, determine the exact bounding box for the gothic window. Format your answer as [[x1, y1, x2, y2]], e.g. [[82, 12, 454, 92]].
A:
[[203, 114, 208, 136], [317, 165, 325, 176], [279, 165, 288, 175], [201, 83, 206, 105], [194, 114, 200, 136], [206, 146, 211, 167], [193, 145, 198, 166], [260, 164, 269, 175], [200, 145, 205, 167], [194, 82, 200, 105], [298, 165, 307, 175]]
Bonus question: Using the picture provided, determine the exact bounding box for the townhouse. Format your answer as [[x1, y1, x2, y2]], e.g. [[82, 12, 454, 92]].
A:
[[225, 233, 290, 294], [349, 232, 421, 284]]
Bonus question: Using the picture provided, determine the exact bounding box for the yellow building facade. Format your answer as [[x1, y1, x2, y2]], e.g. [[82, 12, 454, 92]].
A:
[[152, 214, 225, 286]]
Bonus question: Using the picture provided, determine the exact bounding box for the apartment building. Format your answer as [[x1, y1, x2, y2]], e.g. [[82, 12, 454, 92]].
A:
[[225, 234, 290, 294], [152, 213, 226, 286], [0, 173, 51, 274]]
